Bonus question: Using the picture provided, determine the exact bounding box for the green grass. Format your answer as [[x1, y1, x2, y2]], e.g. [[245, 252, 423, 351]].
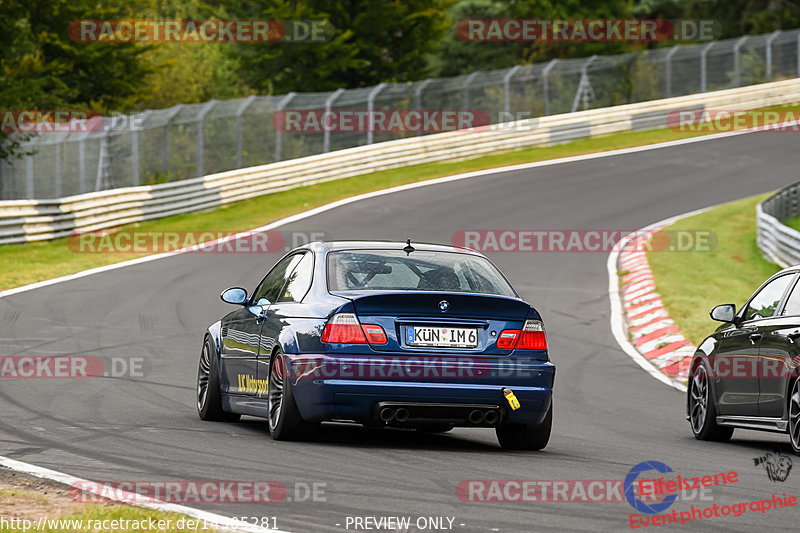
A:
[[782, 214, 800, 232], [0, 504, 216, 533], [647, 194, 781, 345], [2, 102, 799, 291]]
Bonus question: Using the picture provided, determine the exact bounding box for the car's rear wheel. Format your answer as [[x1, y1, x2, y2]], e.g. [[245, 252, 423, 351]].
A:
[[268, 350, 317, 441], [495, 403, 552, 451], [688, 361, 732, 442], [197, 337, 240, 422], [789, 378, 800, 455]]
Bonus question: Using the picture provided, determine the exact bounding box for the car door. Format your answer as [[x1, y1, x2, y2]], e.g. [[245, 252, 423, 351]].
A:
[[757, 273, 800, 419], [257, 252, 315, 382], [220, 253, 300, 395], [713, 273, 795, 416]]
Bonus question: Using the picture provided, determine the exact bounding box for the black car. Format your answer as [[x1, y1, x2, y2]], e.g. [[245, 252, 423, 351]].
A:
[[688, 266, 800, 453]]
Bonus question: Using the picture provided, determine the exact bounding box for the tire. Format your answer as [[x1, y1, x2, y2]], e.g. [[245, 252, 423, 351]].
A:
[[197, 337, 240, 422], [268, 350, 317, 441], [688, 361, 732, 442], [789, 378, 800, 455], [496, 403, 552, 451]]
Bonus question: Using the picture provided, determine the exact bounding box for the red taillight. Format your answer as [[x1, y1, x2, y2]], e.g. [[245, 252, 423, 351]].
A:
[[497, 330, 519, 349], [321, 313, 387, 345], [517, 320, 547, 350], [498, 320, 547, 350], [321, 313, 367, 344], [362, 324, 388, 345]]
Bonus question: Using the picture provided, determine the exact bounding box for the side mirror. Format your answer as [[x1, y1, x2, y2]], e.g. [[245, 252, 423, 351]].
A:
[[710, 304, 737, 323], [220, 287, 248, 305]]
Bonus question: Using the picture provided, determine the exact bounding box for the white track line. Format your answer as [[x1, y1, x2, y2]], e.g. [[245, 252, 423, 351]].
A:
[[0, 117, 785, 523], [0, 122, 775, 301], [0, 456, 285, 533]]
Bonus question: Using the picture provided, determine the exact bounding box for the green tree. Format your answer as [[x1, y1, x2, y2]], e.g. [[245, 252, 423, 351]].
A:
[[218, 0, 451, 93], [0, 0, 153, 159], [633, 0, 800, 37], [132, 0, 253, 110], [432, 0, 636, 77]]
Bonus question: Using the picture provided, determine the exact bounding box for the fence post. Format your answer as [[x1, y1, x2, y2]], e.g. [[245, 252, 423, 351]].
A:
[[413, 79, 432, 136], [54, 142, 62, 198], [571, 55, 597, 113], [700, 42, 715, 92], [78, 138, 86, 193], [234, 96, 257, 168], [274, 92, 296, 162], [196, 100, 217, 178], [131, 110, 148, 186], [733, 36, 748, 87], [25, 150, 34, 199], [461, 72, 479, 111], [766, 30, 781, 82], [95, 132, 111, 192], [414, 79, 432, 109], [797, 32, 800, 77], [542, 59, 558, 116], [503, 65, 521, 117], [322, 88, 344, 154], [161, 105, 183, 177], [366, 82, 386, 145], [664, 45, 680, 97]]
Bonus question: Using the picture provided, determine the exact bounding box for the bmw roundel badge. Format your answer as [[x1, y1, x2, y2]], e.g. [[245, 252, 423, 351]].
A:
[[439, 300, 449, 312]]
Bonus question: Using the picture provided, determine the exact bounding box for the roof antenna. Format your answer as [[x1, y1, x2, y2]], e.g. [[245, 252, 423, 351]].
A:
[[403, 238, 415, 255]]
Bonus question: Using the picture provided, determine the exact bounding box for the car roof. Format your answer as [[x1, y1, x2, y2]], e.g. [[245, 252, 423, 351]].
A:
[[298, 240, 487, 257], [776, 265, 800, 275]]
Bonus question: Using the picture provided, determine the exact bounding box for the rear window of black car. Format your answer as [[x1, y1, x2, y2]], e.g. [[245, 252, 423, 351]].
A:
[[327, 250, 516, 297]]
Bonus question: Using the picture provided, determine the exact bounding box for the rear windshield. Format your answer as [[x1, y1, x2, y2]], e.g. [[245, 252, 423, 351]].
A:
[[327, 249, 516, 297]]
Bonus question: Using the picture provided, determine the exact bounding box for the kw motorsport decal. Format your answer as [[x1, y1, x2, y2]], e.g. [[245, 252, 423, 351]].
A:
[[238, 374, 269, 395]]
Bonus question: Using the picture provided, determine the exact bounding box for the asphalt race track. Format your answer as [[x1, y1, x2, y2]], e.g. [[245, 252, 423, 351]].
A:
[[1, 131, 799, 532]]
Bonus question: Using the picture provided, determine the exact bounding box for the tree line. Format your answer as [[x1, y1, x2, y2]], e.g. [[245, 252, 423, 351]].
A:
[[0, 0, 797, 159]]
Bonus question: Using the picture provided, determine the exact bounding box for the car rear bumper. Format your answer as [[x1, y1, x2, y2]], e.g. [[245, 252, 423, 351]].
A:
[[285, 353, 555, 425]]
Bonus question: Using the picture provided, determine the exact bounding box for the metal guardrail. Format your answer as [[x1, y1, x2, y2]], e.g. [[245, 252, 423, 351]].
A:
[[2, 78, 800, 245], [757, 181, 800, 267], [2, 28, 800, 201]]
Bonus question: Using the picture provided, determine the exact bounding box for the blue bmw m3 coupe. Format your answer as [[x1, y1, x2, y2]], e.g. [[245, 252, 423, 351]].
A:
[[197, 241, 555, 450]]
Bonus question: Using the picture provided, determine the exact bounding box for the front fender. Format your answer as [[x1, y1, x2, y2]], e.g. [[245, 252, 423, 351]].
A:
[[686, 337, 719, 418]]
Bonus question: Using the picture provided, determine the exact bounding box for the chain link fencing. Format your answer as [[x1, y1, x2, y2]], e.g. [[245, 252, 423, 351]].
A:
[[2, 28, 799, 200]]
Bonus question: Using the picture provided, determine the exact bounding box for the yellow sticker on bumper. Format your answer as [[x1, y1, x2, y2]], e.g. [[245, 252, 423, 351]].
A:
[[503, 388, 520, 410]]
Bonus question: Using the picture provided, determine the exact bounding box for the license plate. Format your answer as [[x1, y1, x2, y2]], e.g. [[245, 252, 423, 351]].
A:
[[405, 326, 478, 348]]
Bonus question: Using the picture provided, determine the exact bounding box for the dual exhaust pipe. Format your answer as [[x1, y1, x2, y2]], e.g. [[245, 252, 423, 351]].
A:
[[468, 409, 500, 426], [380, 406, 410, 423], [379, 406, 500, 426]]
